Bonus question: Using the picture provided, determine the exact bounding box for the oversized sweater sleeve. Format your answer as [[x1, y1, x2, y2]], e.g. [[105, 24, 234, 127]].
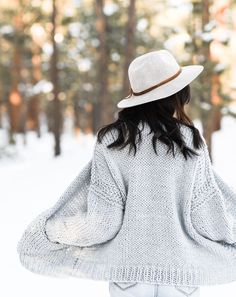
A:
[[190, 144, 236, 245], [44, 139, 125, 247]]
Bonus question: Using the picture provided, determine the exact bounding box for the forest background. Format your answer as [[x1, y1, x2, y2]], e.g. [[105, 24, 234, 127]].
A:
[[1, 1, 236, 296], [1, 0, 236, 159]]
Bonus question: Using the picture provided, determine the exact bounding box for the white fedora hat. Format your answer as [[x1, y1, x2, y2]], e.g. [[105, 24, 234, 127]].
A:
[[117, 49, 204, 109]]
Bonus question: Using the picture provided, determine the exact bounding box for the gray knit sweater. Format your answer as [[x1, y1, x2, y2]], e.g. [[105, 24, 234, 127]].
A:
[[17, 122, 236, 286]]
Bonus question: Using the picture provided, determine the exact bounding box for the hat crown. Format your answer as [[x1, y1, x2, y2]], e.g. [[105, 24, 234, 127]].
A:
[[128, 50, 180, 93]]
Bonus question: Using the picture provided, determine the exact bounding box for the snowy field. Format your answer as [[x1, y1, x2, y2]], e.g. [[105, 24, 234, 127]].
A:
[[1, 115, 236, 297]]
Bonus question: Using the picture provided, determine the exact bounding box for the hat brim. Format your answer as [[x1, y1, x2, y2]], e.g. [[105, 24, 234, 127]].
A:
[[117, 65, 204, 108]]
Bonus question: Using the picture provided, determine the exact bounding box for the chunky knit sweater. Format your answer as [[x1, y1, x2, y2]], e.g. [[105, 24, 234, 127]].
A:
[[17, 122, 236, 286]]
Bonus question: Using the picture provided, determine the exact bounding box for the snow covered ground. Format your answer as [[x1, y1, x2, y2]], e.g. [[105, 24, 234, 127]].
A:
[[1, 115, 236, 297]]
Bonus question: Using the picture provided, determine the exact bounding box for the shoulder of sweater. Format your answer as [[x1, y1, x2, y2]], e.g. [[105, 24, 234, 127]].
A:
[[94, 123, 207, 156], [180, 124, 207, 152], [95, 128, 118, 151]]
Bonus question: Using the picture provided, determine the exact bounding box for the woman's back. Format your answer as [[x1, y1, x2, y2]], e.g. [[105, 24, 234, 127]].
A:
[[71, 123, 236, 286]]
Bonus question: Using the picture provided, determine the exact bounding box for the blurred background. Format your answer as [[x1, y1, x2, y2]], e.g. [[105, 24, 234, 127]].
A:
[[1, 0, 236, 296]]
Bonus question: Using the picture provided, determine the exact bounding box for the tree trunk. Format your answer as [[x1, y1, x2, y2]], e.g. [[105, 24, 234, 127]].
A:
[[0, 33, 2, 130], [211, 73, 221, 132], [27, 44, 41, 137], [122, 0, 136, 98], [84, 102, 93, 134], [210, 2, 230, 133], [95, 0, 111, 131], [73, 95, 81, 135], [201, 0, 214, 162], [51, 0, 62, 156], [8, 13, 24, 143]]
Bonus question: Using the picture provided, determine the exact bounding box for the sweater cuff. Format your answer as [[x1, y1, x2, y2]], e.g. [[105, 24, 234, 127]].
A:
[[45, 218, 63, 244]]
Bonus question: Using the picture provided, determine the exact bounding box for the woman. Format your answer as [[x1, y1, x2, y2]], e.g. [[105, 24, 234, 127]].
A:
[[17, 50, 236, 297]]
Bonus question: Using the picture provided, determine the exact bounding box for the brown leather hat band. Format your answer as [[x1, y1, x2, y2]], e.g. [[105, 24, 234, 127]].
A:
[[125, 67, 182, 98]]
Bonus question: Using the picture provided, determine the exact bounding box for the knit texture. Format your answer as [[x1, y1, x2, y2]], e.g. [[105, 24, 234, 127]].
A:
[[17, 122, 236, 286]]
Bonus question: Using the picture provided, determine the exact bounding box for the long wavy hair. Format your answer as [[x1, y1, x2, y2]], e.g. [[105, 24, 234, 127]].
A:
[[97, 84, 204, 160]]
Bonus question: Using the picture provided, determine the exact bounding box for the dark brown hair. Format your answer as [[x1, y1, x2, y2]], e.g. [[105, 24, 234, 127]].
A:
[[97, 85, 204, 160]]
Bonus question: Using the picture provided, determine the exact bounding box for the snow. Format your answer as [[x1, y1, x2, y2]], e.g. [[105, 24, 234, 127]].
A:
[[1, 115, 236, 297]]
